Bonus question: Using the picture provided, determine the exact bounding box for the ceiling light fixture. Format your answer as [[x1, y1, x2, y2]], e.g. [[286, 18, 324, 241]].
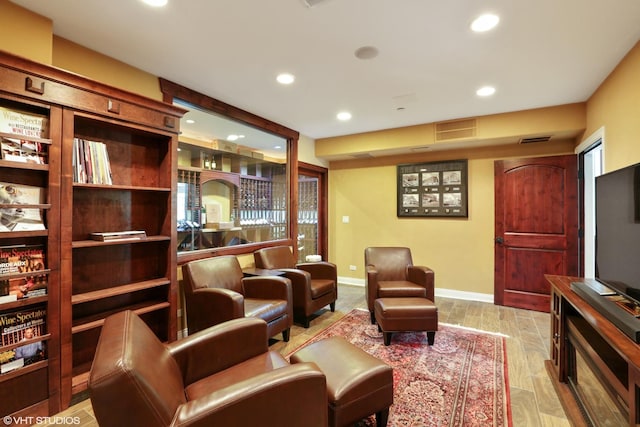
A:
[[276, 73, 295, 85], [476, 86, 496, 97], [337, 111, 352, 121], [185, 119, 195, 124], [471, 13, 500, 32], [227, 134, 239, 141], [141, 0, 168, 7]]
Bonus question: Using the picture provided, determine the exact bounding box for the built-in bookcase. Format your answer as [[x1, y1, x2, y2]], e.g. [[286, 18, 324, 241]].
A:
[[0, 50, 184, 416]]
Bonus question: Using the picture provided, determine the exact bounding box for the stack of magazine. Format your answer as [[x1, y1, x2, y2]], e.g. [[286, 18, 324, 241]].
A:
[[72, 138, 113, 185]]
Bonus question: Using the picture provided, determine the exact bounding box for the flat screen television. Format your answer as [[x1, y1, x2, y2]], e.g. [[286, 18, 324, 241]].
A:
[[595, 161, 640, 303]]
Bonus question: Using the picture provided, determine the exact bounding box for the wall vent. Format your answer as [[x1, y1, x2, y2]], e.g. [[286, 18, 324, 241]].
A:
[[434, 118, 476, 142], [351, 153, 373, 159], [519, 136, 552, 144]]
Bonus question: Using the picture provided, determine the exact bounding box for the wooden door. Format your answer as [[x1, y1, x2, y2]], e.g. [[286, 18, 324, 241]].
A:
[[494, 155, 579, 312]]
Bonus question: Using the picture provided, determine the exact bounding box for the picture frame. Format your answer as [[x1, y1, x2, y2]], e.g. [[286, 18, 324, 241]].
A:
[[397, 159, 468, 218]]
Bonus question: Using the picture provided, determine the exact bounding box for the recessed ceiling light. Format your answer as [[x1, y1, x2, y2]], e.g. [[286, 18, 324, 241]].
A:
[[227, 134, 239, 141], [141, 0, 168, 7], [185, 119, 195, 124], [471, 13, 500, 32], [276, 73, 295, 85], [274, 145, 282, 150], [476, 86, 496, 97], [337, 111, 352, 121]]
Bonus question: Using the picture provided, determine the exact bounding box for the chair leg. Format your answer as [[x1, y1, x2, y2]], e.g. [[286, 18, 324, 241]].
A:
[[330, 301, 335, 312], [383, 332, 392, 346], [370, 311, 376, 324], [303, 318, 310, 328], [427, 331, 435, 346], [282, 328, 290, 342], [376, 407, 390, 427]]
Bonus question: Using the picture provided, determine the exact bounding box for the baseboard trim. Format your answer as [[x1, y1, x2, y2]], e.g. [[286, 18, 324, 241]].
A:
[[338, 276, 494, 304]]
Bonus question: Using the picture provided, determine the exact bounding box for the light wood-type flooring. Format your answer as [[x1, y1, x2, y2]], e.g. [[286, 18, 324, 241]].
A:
[[41, 284, 569, 427]]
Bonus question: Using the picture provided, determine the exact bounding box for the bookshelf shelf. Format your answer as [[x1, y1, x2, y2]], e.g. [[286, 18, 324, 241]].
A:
[[71, 278, 170, 305], [71, 235, 170, 249], [0, 160, 48, 171], [0, 295, 48, 311], [71, 301, 170, 334], [0, 359, 48, 384]]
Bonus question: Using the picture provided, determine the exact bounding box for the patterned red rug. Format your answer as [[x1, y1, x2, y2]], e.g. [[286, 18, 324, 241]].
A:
[[287, 309, 512, 427]]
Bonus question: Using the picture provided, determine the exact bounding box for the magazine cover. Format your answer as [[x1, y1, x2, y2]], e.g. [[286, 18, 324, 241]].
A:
[[0, 135, 47, 164], [0, 106, 49, 139], [0, 307, 47, 374], [0, 182, 45, 232], [0, 244, 47, 304]]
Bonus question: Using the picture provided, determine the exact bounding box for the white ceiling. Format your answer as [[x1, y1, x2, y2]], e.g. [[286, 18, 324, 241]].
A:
[[10, 0, 640, 144]]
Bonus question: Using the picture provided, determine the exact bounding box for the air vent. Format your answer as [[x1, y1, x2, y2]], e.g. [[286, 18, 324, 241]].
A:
[[351, 153, 373, 159], [519, 136, 552, 144], [434, 118, 476, 142]]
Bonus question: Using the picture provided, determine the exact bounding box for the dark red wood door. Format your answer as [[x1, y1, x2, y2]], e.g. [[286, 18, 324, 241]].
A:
[[494, 155, 579, 312]]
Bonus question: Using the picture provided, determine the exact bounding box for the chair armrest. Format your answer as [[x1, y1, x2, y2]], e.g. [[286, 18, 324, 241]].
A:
[[365, 265, 380, 311], [408, 265, 435, 300], [297, 262, 337, 281], [186, 287, 245, 333], [167, 317, 269, 385], [276, 268, 313, 306], [172, 363, 327, 427], [242, 276, 292, 302]]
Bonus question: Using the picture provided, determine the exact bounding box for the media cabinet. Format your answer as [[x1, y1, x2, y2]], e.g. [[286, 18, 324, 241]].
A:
[[545, 275, 640, 426]]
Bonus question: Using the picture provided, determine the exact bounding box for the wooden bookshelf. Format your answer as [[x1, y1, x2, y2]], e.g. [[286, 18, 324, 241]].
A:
[[0, 50, 185, 416]]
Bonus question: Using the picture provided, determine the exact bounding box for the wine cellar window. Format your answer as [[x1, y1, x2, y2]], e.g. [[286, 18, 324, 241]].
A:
[[174, 99, 291, 253]]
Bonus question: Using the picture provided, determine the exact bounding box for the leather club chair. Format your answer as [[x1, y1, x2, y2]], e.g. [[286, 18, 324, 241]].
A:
[[254, 245, 337, 328], [88, 311, 328, 427], [365, 246, 435, 324], [182, 255, 293, 341]]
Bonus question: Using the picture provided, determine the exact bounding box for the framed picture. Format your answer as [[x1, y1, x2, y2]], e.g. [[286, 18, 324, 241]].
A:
[[397, 159, 468, 217]]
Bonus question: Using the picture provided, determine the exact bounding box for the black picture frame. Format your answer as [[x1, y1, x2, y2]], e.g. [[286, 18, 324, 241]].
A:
[[397, 159, 468, 218]]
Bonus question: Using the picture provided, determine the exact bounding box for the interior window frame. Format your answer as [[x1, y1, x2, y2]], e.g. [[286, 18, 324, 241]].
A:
[[159, 78, 299, 264]]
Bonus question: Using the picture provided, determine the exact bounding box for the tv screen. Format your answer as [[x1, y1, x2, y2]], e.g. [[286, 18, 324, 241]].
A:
[[595, 162, 640, 302]]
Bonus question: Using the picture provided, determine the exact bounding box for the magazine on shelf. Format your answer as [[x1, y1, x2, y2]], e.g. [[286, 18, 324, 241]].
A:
[[0, 244, 47, 304], [0, 307, 47, 374], [0, 106, 49, 139], [0, 135, 47, 164], [0, 182, 45, 232], [73, 138, 113, 185]]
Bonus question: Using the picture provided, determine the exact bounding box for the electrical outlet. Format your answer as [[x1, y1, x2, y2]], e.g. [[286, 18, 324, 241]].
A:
[[349, 265, 357, 271]]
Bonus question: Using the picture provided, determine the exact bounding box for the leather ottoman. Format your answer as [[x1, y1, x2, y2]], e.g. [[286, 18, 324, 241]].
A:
[[374, 297, 438, 346], [290, 336, 393, 427]]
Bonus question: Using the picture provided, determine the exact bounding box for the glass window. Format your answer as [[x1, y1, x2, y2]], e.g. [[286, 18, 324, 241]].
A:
[[174, 99, 291, 253]]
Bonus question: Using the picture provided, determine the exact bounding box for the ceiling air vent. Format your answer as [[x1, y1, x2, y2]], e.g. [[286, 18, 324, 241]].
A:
[[434, 118, 476, 142], [519, 136, 552, 144]]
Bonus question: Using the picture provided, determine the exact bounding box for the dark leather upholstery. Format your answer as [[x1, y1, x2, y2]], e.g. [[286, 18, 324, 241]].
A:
[[254, 246, 337, 328], [182, 255, 293, 341], [365, 247, 435, 324], [290, 336, 394, 427], [88, 311, 327, 427], [374, 297, 438, 346]]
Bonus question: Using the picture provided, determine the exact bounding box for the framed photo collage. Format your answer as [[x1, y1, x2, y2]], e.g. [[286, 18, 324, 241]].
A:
[[397, 159, 468, 218]]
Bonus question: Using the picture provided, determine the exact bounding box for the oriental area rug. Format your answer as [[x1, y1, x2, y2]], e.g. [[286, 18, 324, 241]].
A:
[[287, 309, 512, 427]]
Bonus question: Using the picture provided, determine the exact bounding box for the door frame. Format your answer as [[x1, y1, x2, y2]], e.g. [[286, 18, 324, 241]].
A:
[[298, 162, 328, 261]]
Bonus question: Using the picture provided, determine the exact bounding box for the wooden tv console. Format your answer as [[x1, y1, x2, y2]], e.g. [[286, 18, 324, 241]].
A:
[[545, 275, 640, 426]]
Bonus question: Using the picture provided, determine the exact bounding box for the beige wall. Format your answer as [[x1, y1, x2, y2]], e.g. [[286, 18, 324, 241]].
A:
[[328, 141, 575, 297], [585, 41, 640, 172], [0, 0, 52, 64]]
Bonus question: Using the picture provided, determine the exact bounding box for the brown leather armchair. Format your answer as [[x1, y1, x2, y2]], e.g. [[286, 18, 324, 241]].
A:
[[88, 311, 328, 427], [182, 255, 293, 341], [365, 246, 435, 324], [254, 246, 337, 328]]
